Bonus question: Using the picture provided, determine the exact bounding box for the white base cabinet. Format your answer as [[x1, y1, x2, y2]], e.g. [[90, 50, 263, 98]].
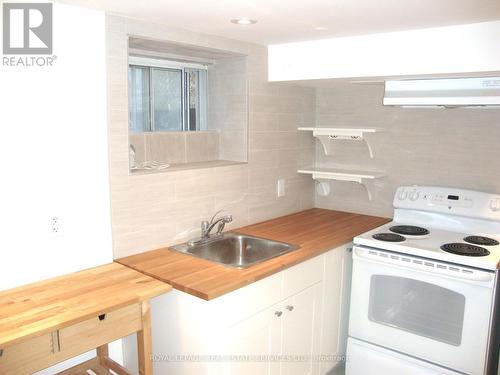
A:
[[318, 245, 353, 374], [123, 243, 352, 375]]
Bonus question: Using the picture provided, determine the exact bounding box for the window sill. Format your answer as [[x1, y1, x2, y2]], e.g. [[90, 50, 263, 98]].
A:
[[129, 159, 246, 175]]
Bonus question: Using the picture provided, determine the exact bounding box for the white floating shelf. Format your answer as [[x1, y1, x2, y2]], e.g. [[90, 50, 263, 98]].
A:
[[297, 167, 385, 182], [298, 167, 386, 200], [298, 127, 384, 158]]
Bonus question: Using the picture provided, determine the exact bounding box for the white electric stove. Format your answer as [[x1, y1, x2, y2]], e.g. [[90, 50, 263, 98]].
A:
[[347, 186, 500, 375]]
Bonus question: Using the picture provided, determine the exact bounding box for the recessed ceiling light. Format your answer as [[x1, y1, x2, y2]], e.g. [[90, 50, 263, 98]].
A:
[[314, 26, 328, 31], [231, 18, 257, 25]]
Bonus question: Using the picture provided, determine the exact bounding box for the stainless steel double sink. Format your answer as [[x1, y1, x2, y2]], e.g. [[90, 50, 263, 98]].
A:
[[170, 232, 299, 269]]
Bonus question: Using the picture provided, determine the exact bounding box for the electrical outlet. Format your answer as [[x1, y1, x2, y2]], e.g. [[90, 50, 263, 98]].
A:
[[51, 216, 60, 234], [277, 179, 285, 197]]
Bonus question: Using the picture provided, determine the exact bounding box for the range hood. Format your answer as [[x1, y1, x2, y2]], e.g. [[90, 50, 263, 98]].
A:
[[383, 76, 500, 107]]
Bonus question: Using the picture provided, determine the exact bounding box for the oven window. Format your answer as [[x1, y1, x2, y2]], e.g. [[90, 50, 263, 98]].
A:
[[368, 275, 465, 346]]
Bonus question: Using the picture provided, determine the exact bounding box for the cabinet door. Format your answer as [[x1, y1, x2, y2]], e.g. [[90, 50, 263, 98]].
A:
[[226, 303, 283, 375], [281, 283, 322, 375]]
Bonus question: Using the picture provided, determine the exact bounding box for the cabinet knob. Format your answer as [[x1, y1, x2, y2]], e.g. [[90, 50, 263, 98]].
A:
[[286, 305, 294, 311], [275, 311, 283, 317]]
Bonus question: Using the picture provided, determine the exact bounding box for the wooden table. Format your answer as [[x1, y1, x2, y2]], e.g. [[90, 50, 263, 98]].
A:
[[0, 263, 171, 375]]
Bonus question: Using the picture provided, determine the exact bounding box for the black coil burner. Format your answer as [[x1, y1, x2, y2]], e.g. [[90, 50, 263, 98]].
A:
[[372, 233, 406, 242], [463, 236, 499, 246], [440, 243, 490, 257], [390, 225, 429, 236]]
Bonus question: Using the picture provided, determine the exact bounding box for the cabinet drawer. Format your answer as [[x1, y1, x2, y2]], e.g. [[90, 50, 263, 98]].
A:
[[58, 303, 142, 359], [283, 254, 324, 297], [0, 332, 57, 375], [0, 304, 142, 375]]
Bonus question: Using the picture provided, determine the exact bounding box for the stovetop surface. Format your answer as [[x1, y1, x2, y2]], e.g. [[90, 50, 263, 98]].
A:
[[355, 221, 500, 270]]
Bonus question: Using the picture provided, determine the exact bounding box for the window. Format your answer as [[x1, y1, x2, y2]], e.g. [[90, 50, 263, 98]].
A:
[[128, 57, 207, 132]]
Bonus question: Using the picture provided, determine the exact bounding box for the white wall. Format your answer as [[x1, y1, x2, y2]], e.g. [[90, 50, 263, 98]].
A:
[[0, 2, 117, 372], [268, 21, 500, 81], [0, 2, 112, 289]]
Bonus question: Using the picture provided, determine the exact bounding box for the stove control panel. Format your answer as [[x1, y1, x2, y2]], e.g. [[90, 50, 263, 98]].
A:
[[490, 198, 500, 212], [394, 186, 500, 221]]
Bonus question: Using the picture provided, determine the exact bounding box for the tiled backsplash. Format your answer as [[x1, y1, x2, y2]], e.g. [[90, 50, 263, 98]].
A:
[[313, 82, 500, 217]]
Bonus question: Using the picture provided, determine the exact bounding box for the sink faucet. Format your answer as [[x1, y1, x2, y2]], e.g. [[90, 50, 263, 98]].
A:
[[188, 211, 233, 246], [201, 210, 233, 238]]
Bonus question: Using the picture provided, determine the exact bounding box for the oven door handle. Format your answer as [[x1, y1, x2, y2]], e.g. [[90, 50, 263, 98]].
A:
[[353, 246, 495, 284]]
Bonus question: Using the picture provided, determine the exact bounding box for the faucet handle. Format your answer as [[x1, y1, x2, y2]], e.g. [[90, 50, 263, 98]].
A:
[[216, 216, 232, 235], [208, 210, 224, 225], [201, 220, 210, 236]]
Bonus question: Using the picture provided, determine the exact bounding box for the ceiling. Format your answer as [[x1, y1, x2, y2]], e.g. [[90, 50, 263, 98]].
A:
[[59, 0, 500, 45]]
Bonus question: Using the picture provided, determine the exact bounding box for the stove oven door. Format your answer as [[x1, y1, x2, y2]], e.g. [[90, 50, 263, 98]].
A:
[[349, 246, 496, 375]]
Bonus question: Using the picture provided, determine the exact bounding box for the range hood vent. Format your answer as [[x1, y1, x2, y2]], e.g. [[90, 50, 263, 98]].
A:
[[384, 77, 500, 107]]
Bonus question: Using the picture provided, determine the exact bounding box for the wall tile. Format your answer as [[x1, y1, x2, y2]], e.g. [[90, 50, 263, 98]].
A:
[[185, 132, 220, 163], [148, 132, 186, 164]]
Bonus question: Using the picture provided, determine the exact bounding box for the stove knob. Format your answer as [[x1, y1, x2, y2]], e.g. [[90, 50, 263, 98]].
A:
[[397, 190, 408, 200], [490, 199, 500, 212], [409, 191, 420, 201]]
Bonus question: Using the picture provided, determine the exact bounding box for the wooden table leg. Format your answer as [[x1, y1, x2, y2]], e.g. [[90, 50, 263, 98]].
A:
[[95, 342, 133, 375], [137, 300, 153, 375], [96, 344, 109, 366]]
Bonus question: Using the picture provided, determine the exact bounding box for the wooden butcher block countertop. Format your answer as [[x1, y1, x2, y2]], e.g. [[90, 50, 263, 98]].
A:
[[0, 262, 171, 348], [116, 209, 390, 301]]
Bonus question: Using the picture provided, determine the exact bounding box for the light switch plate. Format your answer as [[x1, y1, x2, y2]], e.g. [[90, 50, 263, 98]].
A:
[[277, 179, 285, 197]]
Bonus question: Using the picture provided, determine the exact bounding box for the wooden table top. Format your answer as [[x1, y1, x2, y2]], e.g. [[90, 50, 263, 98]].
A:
[[0, 262, 171, 347], [117, 209, 389, 301]]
